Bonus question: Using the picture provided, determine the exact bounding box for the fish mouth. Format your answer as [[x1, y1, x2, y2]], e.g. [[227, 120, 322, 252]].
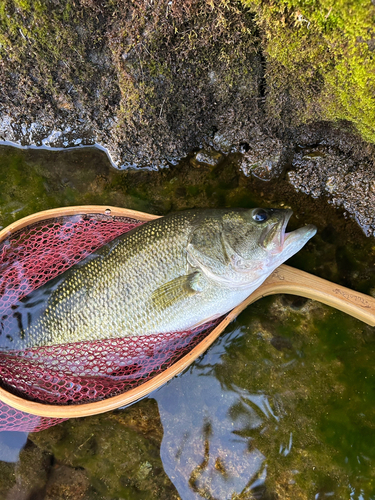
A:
[[263, 209, 317, 256], [279, 209, 293, 247], [261, 209, 293, 251]]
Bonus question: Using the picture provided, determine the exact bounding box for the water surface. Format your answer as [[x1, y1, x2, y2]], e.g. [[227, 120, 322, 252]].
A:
[[0, 144, 374, 499]]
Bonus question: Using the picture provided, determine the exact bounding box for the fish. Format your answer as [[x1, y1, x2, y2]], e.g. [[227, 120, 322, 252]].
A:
[[0, 208, 316, 350]]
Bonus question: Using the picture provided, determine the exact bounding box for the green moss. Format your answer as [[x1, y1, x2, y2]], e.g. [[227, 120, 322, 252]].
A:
[[106, 0, 260, 138], [0, 0, 110, 111], [243, 0, 375, 141]]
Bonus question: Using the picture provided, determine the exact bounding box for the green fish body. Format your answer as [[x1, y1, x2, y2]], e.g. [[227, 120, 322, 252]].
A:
[[1, 208, 316, 350]]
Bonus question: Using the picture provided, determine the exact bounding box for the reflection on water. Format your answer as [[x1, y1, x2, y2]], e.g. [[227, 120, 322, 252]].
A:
[[156, 329, 270, 499], [0, 432, 28, 463], [0, 144, 375, 498]]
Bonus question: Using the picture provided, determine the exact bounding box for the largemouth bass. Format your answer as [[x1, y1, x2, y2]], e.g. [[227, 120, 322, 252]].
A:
[[0, 208, 316, 350]]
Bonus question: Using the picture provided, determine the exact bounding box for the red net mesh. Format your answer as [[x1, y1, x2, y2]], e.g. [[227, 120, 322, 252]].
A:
[[0, 400, 65, 433], [0, 212, 220, 433], [0, 214, 142, 308]]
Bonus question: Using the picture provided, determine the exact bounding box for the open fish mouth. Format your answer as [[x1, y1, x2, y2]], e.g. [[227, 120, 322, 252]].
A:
[[279, 209, 293, 247], [261, 209, 293, 251], [262, 209, 316, 256]]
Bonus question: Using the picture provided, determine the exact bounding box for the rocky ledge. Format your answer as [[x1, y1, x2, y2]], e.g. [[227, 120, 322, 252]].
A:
[[1, 0, 375, 234]]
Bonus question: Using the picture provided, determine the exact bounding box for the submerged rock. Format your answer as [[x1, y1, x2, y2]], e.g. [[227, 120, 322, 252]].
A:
[[44, 466, 90, 500], [7, 442, 52, 499], [29, 399, 180, 499], [240, 136, 284, 181]]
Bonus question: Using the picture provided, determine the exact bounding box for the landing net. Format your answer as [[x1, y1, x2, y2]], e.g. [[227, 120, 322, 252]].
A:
[[0, 213, 219, 432]]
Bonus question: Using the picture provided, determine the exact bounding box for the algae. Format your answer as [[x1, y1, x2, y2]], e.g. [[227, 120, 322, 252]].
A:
[[154, 294, 375, 498], [208, 296, 375, 498], [30, 399, 180, 499]]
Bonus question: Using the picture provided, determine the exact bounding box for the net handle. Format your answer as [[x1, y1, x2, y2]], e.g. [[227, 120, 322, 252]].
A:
[[0, 206, 374, 418]]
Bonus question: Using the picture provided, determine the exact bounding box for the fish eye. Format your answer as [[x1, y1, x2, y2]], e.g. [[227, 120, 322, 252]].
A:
[[252, 209, 269, 223]]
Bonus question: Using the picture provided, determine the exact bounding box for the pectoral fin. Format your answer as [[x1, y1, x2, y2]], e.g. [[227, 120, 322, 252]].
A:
[[151, 272, 206, 309]]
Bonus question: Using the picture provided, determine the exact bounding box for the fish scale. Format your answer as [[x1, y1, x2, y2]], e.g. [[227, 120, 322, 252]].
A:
[[0, 209, 316, 350]]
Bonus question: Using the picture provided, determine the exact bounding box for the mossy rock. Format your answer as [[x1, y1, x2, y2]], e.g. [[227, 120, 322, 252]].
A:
[[244, 0, 375, 142], [0, 0, 263, 167], [1, 0, 374, 167]]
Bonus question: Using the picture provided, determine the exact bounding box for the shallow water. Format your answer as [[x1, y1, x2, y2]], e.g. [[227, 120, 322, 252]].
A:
[[0, 144, 374, 499]]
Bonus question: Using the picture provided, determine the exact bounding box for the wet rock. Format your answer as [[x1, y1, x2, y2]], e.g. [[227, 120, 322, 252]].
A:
[[212, 131, 234, 153], [240, 136, 284, 181], [0, 0, 263, 170], [288, 144, 375, 235], [194, 149, 223, 167], [1, 1, 375, 238]]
